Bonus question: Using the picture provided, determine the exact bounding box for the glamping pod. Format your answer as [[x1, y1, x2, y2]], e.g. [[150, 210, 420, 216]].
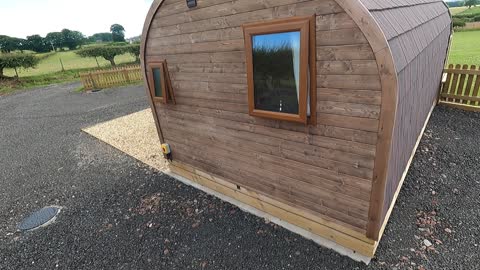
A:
[[141, 0, 451, 261]]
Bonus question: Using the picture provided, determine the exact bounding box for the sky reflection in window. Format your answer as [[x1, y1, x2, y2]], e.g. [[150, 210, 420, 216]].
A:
[[252, 31, 300, 114]]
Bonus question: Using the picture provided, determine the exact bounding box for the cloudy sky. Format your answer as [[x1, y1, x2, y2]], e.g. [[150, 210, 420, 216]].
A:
[[0, 0, 155, 39]]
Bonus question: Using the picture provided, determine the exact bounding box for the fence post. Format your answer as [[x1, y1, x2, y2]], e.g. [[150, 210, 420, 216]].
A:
[[89, 73, 97, 90], [123, 69, 130, 83]]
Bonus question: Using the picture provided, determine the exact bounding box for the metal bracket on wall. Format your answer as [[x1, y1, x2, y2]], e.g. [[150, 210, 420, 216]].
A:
[[186, 0, 197, 8]]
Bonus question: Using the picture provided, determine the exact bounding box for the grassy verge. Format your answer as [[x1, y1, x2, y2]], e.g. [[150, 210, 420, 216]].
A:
[[3, 50, 136, 77], [450, 7, 469, 15], [0, 62, 139, 96], [449, 30, 480, 65]]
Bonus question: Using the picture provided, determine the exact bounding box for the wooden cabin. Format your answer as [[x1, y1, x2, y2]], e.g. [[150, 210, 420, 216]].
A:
[[140, 0, 452, 262]]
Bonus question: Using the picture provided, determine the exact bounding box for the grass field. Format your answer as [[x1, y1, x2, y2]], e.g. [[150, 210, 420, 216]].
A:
[[450, 6, 469, 15], [3, 51, 136, 77], [449, 30, 480, 65], [453, 6, 480, 16]]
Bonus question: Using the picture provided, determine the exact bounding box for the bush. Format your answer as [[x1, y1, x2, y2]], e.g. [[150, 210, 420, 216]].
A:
[[124, 44, 140, 62], [453, 13, 477, 20], [474, 15, 480, 22], [0, 54, 39, 77], [453, 17, 467, 28], [76, 46, 126, 66]]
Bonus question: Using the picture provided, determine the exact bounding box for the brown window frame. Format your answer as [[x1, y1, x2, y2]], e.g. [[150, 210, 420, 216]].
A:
[[242, 16, 316, 125], [147, 60, 176, 104]]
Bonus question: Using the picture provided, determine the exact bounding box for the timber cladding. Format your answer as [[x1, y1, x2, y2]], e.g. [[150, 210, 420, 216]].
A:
[[141, 0, 451, 258]]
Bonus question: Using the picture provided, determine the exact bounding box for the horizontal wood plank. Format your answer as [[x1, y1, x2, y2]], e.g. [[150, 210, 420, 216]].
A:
[[318, 113, 379, 132], [317, 75, 382, 90], [317, 101, 381, 119], [317, 60, 378, 75], [316, 12, 357, 31], [440, 93, 480, 102], [168, 62, 246, 74], [169, 163, 375, 245], [147, 39, 244, 55], [169, 161, 374, 240], [170, 157, 368, 230], [170, 71, 247, 84], [147, 51, 245, 63], [152, 0, 343, 28], [317, 28, 368, 46], [158, 105, 377, 157], [167, 141, 370, 221], [164, 127, 372, 199], [317, 88, 382, 105], [317, 44, 375, 61]]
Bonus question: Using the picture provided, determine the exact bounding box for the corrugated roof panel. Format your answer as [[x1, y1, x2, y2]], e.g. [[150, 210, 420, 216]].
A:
[[391, 12, 451, 72], [357, 0, 451, 73], [371, 12, 398, 40], [388, 37, 408, 71]]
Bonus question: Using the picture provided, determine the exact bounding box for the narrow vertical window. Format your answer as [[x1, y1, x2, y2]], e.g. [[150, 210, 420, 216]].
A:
[[152, 67, 164, 98], [243, 16, 316, 124], [148, 61, 175, 104]]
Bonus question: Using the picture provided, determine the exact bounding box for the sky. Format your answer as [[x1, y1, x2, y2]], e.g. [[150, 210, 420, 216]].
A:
[[0, 0, 154, 39]]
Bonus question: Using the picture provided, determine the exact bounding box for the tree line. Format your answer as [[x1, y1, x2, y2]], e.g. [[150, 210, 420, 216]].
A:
[[0, 24, 139, 78], [0, 24, 127, 53], [447, 0, 478, 8]]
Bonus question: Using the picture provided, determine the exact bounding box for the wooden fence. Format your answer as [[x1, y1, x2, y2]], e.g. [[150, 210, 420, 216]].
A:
[[439, 64, 480, 111], [79, 65, 142, 90]]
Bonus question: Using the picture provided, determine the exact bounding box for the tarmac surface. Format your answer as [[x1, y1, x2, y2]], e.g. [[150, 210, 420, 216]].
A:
[[0, 84, 478, 269]]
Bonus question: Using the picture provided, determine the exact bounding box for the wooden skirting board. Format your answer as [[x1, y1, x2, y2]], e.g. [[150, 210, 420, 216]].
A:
[[167, 161, 376, 263]]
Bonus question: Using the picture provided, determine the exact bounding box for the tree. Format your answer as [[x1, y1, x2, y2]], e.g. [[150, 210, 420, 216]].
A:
[[76, 46, 125, 66], [61, 29, 85, 50], [110, 24, 125, 42], [124, 44, 140, 62], [465, 0, 478, 8], [89, 32, 113, 43], [26, 35, 50, 53], [447, 1, 465, 7], [0, 36, 26, 53], [0, 54, 39, 78], [45, 32, 64, 51]]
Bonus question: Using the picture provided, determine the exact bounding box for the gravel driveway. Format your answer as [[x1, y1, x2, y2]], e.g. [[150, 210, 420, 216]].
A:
[[0, 84, 479, 269]]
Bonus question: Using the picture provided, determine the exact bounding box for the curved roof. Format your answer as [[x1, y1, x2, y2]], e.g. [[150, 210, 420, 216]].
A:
[[358, 0, 452, 240], [360, 0, 451, 72]]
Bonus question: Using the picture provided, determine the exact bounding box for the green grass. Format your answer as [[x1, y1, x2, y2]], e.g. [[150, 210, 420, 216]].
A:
[[0, 62, 139, 96], [450, 6, 469, 15], [448, 30, 480, 65], [455, 6, 480, 16], [0, 48, 138, 95], [3, 50, 136, 77]]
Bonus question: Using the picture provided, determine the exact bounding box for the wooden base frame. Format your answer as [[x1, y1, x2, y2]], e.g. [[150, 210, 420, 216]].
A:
[[167, 161, 376, 262]]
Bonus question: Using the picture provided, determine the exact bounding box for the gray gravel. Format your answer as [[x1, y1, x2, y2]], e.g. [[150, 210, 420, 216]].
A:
[[0, 84, 478, 269]]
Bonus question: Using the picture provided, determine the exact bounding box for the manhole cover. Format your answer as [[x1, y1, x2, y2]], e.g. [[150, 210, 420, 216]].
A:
[[17, 206, 62, 231]]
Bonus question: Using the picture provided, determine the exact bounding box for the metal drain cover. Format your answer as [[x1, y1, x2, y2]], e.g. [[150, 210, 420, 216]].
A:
[[17, 206, 61, 231]]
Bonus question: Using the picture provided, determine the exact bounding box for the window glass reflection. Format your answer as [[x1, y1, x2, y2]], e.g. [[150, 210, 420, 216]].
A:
[[152, 68, 163, 97], [252, 31, 300, 114]]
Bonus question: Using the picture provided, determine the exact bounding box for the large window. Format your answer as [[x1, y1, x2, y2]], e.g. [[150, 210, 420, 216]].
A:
[[243, 16, 316, 124], [147, 61, 176, 104]]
